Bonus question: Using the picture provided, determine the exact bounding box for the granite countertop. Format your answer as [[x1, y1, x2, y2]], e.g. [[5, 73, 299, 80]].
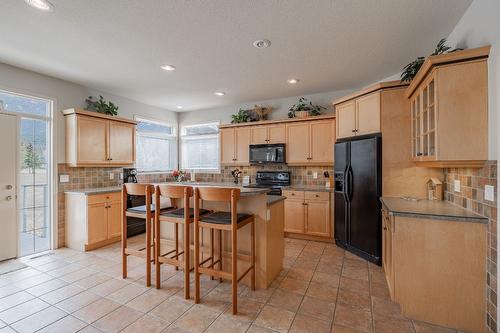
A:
[[380, 197, 488, 223], [282, 185, 333, 192], [65, 182, 269, 197], [65, 187, 121, 195], [153, 182, 269, 196], [267, 195, 286, 206]]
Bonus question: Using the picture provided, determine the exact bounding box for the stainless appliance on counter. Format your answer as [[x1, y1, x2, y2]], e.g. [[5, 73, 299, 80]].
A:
[[249, 144, 285, 164], [244, 171, 290, 196], [123, 168, 146, 237], [334, 135, 382, 265]]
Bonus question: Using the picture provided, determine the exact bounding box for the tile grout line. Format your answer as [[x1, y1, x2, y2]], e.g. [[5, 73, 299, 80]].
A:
[[331, 247, 346, 332], [287, 241, 326, 332], [241, 240, 306, 333]]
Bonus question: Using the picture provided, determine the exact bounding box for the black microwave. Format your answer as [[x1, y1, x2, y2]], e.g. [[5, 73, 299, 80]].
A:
[[249, 144, 286, 164]]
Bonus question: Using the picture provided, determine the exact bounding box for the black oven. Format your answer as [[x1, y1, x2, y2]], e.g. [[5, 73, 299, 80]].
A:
[[249, 144, 285, 164]]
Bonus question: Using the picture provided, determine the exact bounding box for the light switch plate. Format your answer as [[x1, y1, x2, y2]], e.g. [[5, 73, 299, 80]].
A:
[[454, 180, 461, 192], [59, 174, 69, 183], [313, 172, 318, 179], [119, 173, 123, 180], [109, 173, 114, 180], [485, 185, 495, 202]]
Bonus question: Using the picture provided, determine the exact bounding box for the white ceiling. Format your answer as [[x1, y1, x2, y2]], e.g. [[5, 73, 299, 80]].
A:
[[0, 0, 472, 111]]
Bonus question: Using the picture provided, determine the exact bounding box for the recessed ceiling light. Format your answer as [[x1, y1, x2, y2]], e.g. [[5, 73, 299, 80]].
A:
[[253, 39, 271, 49], [24, 0, 54, 11], [287, 78, 300, 84], [214, 91, 226, 96], [177, 106, 183, 109], [160, 64, 176, 71]]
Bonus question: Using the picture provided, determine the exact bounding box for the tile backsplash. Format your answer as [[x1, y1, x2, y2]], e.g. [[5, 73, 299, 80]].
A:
[[57, 163, 331, 247], [444, 160, 497, 333]]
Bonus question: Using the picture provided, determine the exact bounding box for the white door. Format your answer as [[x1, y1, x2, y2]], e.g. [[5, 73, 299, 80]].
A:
[[0, 114, 18, 261]]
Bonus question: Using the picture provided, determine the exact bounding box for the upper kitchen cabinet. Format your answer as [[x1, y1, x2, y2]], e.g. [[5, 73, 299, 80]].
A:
[[406, 46, 490, 168], [220, 127, 251, 166], [286, 119, 335, 165], [63, 109, 137, 167], [251, 124, 286, 144], [334, 81, 407, 140], [335, 91, 380, 139]]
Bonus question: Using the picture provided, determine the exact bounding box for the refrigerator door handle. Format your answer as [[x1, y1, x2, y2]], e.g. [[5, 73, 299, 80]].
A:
[[347, 166, 354, 201]]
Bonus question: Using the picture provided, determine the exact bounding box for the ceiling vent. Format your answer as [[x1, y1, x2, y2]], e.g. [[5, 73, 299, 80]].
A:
[[253, 39, 271, 49]]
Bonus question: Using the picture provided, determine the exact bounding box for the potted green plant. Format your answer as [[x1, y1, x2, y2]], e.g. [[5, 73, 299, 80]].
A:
[[288, 97, 325, 118], [401, 38, 463, 82], [231, 108, 251, 123], [85, 95, 119, 116]]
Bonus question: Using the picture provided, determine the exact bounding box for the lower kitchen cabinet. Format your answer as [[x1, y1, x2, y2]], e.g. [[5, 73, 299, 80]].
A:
[[66, 191, 122, 251], [283, 190, 332, 239], [381, 208, 487, 333]]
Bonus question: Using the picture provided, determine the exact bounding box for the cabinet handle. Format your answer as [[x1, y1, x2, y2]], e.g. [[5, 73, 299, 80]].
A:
[[383, 226, 387, 230], [315, 194, 319, 197], [352, 129, 356, 132]]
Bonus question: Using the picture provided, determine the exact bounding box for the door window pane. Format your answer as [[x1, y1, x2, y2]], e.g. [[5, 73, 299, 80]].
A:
[[0, 91, 50, 117]]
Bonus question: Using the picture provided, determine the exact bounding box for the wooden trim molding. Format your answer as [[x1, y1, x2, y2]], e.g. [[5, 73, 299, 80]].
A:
[[414, 160, 487, 168], [332, 80, 408, 106], [406, 46, 491, 98], [218, 114, 335, 129], [62, 108, 138, 125]]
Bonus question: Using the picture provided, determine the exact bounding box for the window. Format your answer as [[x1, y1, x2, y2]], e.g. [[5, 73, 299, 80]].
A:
[[181, 122, 220, 172], [135, 117, 177, 172]]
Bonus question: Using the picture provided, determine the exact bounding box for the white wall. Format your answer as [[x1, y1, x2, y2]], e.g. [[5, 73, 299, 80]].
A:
[[178, 89, 355, 126], [446, 0, 499, 160], [0, 62, 178, 163]]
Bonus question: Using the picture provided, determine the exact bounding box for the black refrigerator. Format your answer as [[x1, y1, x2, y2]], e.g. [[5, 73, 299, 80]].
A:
[[334, 135, 382, 265]]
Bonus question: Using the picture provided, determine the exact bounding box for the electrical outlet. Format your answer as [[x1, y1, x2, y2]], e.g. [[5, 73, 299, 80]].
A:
[[454, 180, 461, 192], [109, 173, 114, 180], [313, 172, 318, 179], [485, 185, 495, 202], [59, 174, 69, 183]]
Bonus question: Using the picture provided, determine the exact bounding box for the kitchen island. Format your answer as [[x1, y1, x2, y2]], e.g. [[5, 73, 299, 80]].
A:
[[155, 182, 284, 290]]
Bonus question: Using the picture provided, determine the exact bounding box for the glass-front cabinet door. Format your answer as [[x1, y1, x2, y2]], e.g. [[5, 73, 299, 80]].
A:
[[410, 73, 437, 161]]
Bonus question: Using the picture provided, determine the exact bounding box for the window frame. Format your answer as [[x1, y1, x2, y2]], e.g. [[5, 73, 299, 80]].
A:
[[180, 121, 221, 173], [134, 115, 178, 173]]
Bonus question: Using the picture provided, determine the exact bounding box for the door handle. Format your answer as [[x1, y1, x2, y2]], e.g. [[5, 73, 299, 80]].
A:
[[347, 167, 354, 200], [5, 196, 12, 201], [6, 185, 13, 190]]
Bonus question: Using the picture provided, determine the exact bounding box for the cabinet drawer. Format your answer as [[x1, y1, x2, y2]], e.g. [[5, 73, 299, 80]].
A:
[[305, 191, 329, 201], [88, 192, 121, 204], [282, 190, 305, 199]]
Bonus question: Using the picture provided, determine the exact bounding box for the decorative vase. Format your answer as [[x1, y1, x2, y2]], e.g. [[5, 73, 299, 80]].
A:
[[295, 111, 310, 118]]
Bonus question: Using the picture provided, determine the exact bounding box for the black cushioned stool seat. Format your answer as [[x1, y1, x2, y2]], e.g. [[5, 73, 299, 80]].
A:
[[200, 211, 252, 225], [160, 208, 211, 218]]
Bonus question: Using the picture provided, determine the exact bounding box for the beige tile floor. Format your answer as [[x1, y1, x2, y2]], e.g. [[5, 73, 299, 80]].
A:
[[0, 236, 460, 333]]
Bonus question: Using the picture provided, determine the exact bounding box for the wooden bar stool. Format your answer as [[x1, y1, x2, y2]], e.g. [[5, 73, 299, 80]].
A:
[[153, 185, 211, 298], [193, 187, 256, 314], [122, 183, 174, 287]]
